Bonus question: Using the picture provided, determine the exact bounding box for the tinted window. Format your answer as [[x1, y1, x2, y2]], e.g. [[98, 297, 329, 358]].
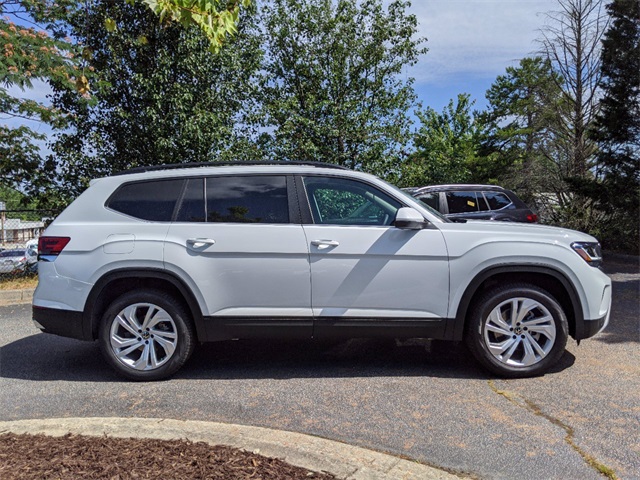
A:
[[304, 177, 401, 226], [445, 191, 482, 213], [176, 178, 205, 222], [484, 192, 512, 210], [108, 179, 184, 221], [206, 176, 289, 223], [418, 192, 440, 211]]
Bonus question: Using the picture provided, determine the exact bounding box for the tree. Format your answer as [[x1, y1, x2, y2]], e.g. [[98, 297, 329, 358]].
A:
[[584, 0, 639, 251], [479, 57, 564, 205], [402, 94, 479, 187], [539, 0, 609, 230], [260, 0, 425, 175], [48, 0, 263, 201], [0, 0, 76, 194], [138, 0, 251, 52]]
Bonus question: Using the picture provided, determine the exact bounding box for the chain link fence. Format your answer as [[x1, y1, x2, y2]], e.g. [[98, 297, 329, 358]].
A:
[[0, 209, 60, 281], [0, 209, 59, 250]]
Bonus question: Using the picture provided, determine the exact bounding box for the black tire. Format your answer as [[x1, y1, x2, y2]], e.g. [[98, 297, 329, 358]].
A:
[[99, 289, 196, 381], [465, 284, 568, 378]]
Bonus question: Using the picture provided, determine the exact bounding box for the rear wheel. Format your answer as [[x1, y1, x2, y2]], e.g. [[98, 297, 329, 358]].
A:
[[99, 290, 195, 381], [465, 284, 568, 377]]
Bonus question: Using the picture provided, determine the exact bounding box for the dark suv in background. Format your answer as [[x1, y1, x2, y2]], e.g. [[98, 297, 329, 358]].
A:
[[405, 184, 538, 223]]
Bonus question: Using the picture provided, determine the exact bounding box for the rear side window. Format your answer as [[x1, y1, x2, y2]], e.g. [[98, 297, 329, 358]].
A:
[[176, 178, 205, 222], [107, 179, 184, 221], [445, 191, 488, 213], [483, 192, 512, 210], [206, 176, 289, 223]]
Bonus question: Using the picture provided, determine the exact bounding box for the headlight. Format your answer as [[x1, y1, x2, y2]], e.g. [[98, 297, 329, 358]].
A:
[[571, 242, 602, 267]]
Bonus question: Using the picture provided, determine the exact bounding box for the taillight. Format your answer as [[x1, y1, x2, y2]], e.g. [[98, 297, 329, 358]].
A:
[[38, 237, 71, 259], [526, 213, 538, 223]]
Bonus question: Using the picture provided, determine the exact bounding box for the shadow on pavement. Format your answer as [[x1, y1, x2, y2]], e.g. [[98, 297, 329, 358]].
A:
[[597, 257, 640, 344], [0, 333, 578, 383]]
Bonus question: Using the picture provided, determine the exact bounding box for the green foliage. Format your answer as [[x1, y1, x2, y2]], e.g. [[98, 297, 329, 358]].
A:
[[582, 0, 639, 252], [139, 0, 251, 52], [402, 94, 479, 187], [0, 0, 77, 192], [260, 0, 425, 176], [479, 57, 564, 205], [49, 0, 263, 200]]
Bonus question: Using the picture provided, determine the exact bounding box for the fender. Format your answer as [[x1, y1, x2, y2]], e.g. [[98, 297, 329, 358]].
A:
[[82, 268, 205, 341], [451, 264, 584, 341]]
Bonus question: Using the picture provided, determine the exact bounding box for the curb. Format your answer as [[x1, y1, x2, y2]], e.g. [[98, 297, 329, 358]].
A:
[[0, 288, 34, 306], [0, 417, 462, 480]]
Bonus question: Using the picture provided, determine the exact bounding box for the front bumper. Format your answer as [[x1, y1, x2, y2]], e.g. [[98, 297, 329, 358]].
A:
[[575, 282, 611, 341], [32, 305, 87, 341]]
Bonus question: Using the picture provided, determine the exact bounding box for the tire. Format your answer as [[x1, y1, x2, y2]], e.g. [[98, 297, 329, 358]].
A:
[[465, 284, 568, 378], [99, 289, 196, 381]]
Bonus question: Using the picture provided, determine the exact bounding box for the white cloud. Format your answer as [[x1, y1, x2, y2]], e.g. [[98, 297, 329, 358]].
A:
[[408, 0, 557, 85]]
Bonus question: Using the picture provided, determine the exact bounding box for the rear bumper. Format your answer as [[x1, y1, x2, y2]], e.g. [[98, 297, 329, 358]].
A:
[[32, 305, 88, 341]]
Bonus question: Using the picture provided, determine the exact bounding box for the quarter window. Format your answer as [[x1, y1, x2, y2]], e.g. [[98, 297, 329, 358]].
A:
[[206, 176, 289, 224], [484, 192, 512, 211], [107, 179, 184, 221], [303, 177, 401, 226]]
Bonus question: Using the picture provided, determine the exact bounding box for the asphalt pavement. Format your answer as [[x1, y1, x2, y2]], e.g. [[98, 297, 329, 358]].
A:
[[0, 257, 638, 479]]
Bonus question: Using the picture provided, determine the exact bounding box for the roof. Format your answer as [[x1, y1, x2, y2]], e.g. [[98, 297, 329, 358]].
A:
[[114, 161, 348, 176], [408, 184, 508, 193]]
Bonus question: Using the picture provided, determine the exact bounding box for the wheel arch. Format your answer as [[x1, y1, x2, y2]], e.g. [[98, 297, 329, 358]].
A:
[[82, 268, 205, 341], [452, 265, 584, 341]]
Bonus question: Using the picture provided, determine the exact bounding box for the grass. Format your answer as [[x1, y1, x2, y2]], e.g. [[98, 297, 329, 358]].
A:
[[0, 274, 38, 290]]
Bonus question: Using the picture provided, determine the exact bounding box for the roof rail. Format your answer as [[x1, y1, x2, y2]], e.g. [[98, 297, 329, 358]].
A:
[[113, 161, 349, 176]]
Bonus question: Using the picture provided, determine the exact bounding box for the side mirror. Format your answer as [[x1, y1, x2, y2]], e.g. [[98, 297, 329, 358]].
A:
[[394, 207, 429, 230]]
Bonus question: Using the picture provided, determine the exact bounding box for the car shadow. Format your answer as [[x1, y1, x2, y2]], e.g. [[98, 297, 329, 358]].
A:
[[596, 258, 640, 344], [0, 334, 575, 383]]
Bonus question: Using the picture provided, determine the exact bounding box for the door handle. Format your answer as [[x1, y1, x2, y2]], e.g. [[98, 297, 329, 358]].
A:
[[187, 238, 216, 248], [311, 239, 339, 249]]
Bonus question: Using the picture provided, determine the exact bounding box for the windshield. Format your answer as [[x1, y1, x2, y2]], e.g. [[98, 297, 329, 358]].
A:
[[384, 183, 451, 222]]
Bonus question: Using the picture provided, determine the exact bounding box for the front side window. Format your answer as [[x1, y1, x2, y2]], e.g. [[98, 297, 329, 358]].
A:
[[107, 179, 184, 221], [418, 192, 440, 211], [303, 177, 401, 226], [206, 176, 289, 224]]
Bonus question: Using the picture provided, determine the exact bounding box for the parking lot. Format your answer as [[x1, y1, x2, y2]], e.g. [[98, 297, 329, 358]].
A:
[[0, 257, 638, 479]]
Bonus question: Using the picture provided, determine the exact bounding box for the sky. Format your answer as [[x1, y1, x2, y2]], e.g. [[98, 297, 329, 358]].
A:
[[5, 0, 560, 149], [408, 0, 558, 111]]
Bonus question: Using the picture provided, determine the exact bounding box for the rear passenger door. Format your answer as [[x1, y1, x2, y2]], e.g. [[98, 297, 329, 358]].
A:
[[164, 175, 312, 340]]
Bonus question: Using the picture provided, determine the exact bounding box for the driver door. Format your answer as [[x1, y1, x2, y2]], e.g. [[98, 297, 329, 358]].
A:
[[300, 176, 450, 337]]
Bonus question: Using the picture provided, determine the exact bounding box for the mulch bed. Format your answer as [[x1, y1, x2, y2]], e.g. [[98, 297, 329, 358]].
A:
[[0, 433, 337, 479]]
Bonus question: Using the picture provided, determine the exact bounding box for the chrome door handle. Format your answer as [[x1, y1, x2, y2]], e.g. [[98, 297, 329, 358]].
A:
[[187, 238, 216, 248], [311, 239, 339, 249]]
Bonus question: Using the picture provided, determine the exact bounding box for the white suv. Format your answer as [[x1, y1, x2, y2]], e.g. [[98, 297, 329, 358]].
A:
[[32, 163, 611, 380]]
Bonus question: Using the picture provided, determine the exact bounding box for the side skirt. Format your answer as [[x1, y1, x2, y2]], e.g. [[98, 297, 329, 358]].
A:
[[201, 316, 455, 342]]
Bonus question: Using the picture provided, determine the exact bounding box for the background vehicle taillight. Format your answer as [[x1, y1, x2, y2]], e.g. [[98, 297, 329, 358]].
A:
[[38, 237, 71, 259], [526, 213, 538, 223]]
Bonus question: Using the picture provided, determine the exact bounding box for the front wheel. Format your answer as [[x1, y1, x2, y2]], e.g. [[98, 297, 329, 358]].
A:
[[99, 290, 195, 381], [465, 284, 568, 378]]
